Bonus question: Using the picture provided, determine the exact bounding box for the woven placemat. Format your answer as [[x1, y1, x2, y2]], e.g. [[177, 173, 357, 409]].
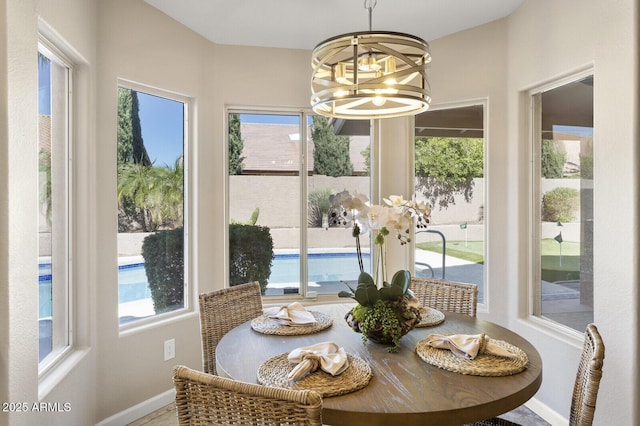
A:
[[251, 311, 333, 335], [415, 337, 529, 376], [416, 307, 445, 327], [257, 353, 372, 397]]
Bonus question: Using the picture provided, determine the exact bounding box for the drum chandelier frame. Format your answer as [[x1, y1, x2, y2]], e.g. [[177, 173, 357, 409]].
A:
[[311, 0, 431, 119]]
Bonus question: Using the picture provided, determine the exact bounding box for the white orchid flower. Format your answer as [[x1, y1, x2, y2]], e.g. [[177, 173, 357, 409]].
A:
[[349, 192, 369, 211], [383, 195, 407, 208], [358, 204, 391, 233]]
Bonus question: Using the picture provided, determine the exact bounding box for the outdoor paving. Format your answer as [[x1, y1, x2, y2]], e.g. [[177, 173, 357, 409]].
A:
[[265, 249, 593, 331]]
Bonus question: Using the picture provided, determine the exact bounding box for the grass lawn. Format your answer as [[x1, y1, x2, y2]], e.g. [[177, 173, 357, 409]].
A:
[[417, 238, 581, 282], [416, 240, 484, 264]]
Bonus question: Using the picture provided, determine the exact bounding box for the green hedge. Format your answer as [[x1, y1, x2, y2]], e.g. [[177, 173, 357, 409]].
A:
[[542, 187, 580, 222], [142, 227, 184, 314], [229, 224, 273, 295]]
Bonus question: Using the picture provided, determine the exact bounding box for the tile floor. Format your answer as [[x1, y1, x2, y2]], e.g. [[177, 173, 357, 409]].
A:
[[127, 402, 551, 425]]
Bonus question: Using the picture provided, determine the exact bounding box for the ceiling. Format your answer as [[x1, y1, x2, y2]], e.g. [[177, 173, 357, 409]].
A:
[[144, 0, 524, 50]]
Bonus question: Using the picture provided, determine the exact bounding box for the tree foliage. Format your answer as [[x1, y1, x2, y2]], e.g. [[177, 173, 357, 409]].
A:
[[117, 87, 151, 166], [541, 139, 566, 178], [415, 137, 484, 209], [228, 113, 244, 175], [142, 227, 184, 314], [542, 187, 580, 222], [229, 224, 273, 295], [117, 158, 184, 231], [311, 116, 353, 177]]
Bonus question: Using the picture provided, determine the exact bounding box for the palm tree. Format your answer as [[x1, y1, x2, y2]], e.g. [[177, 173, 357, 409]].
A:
[[117, 157, 184, 231]]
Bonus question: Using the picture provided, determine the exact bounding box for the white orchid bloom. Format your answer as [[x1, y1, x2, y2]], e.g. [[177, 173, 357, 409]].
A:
[[358, 204, 391, 233], [349, 192, 369, 211], [384, 195, 407, 208]]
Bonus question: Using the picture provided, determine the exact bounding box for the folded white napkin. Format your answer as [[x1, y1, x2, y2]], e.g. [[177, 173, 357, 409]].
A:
[[263, 302, 316, 326], [424, 333, 518, 360], [287, 341, 349, 380]]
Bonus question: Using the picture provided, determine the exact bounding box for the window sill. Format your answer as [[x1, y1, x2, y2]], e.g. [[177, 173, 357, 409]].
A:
[[38, 347, 91, 400]]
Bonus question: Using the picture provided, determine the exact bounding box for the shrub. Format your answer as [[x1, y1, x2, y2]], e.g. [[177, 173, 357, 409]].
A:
[[542, 187, 580, 222], [541, 139, 566, 178], [229, 224, 273, 295], [308, 188, 335, 228], [142, 227, 184, 314]]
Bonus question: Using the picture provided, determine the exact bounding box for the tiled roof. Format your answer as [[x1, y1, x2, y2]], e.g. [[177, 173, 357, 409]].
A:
[[240, 123, 368, 175]]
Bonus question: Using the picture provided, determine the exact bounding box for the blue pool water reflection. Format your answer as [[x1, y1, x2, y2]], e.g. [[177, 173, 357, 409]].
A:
[[38, 261, 151, 319], [270, 252, 370, 284], [38, 251, 371, 318]]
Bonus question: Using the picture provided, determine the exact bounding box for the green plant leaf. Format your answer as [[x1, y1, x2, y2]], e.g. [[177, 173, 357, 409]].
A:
[[379, 285, 403, 300], [357, 271, 375, 288], [338, 290, 356, 299], [391, 270, 411, 294], [354, 285, 379, 306]]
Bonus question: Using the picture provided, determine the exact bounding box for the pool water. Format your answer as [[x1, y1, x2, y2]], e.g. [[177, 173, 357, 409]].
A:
[[270, 252, 370, 284], [38, 251, 371, 318], [38, 262, 152, 319], [117, 263, 151, 304]]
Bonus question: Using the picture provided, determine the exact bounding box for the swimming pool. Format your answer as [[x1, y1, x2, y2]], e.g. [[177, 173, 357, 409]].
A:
[[38, 250, 371, 318], [270, 251, 370, 284], [38, 261, 153, 318]]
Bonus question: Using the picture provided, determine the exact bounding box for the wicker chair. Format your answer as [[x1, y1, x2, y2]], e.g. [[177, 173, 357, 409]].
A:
[[466, 323, 605, 426], [409, 277, 478, 317], [198, 281, 263, 375], [173, 365, 323, 425]]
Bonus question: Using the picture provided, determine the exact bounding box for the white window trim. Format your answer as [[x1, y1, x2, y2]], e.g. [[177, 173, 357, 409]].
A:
[[224, 107, 374, 302], [37, 37, 73, 377], [525, 66, 594, 339], [116, 80, 194, 333], [412, 98, 489, 311]]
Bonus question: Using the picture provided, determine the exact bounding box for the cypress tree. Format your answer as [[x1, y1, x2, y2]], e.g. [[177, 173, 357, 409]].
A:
[[228, 113, 244, 175], [117, 87, 151, 166], [311, 115, 353, 177]]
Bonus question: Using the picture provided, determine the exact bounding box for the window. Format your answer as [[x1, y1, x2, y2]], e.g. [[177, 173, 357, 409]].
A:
[[413, 103, 486, 303], [116, 84, 188, 325], [227, 111, 371, 296], [531, 74, 594, 332], [38, 42, 72, 365]]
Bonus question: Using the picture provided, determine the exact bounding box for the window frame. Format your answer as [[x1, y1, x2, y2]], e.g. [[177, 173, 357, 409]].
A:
[[225, 107, 373, 300], [412, 99, 488, 309], [116, 80, 193, 333], [37, 37, 73, 375], [526, 68, 594, 334]]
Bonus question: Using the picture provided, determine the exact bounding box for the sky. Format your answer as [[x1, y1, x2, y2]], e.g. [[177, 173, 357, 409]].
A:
[[137, 92, 184, 167]]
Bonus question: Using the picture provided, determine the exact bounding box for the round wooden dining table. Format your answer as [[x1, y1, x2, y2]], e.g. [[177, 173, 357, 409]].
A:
[[216, 303, 542, 426]]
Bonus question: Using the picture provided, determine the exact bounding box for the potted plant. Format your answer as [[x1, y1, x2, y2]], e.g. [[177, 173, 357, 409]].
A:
[[330, 190, 431, 352]]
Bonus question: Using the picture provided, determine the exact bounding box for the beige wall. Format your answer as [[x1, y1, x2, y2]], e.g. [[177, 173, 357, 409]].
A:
[[1, 0, 98, 425], [505, 1, 638, 424], [94, 0, 208, 421], [1, 0, 637, 424]]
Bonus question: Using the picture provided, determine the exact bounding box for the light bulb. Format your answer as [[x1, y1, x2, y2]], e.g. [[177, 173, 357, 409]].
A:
[[334, 63, 349, 84], [358, 54, 381, 72], [372, 96, 386, 106]]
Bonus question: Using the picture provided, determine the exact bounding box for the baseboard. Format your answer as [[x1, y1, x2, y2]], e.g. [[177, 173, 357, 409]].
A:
[[525, 397, 568, 426], [95, 388, 175, 426]]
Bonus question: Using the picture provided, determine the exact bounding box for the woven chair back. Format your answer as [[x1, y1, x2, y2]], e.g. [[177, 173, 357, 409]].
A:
[[570, 323, 605, 426], [198, 281, 263, 375], [174, 365, 322, 425], [410, 277, 478, 317]]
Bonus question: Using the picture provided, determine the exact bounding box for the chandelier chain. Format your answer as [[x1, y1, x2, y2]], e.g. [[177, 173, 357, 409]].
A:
[[364, 0, 377, 31]]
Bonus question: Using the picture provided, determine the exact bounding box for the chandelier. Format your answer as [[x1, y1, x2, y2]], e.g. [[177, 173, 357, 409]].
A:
[[311, 0, 431, 120]]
